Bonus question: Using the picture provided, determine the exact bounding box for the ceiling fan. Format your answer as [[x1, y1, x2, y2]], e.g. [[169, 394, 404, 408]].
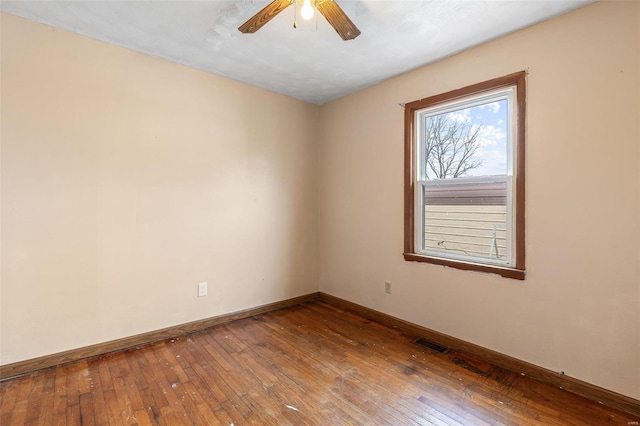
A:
[[238, 0, 361, 41]]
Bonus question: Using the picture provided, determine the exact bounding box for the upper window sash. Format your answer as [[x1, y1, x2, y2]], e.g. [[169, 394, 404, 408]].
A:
[[414, 87, 516, 183]]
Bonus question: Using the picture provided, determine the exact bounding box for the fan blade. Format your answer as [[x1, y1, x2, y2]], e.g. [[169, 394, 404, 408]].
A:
[[316, 0, 360, 40], [238, 0, 294, 34]]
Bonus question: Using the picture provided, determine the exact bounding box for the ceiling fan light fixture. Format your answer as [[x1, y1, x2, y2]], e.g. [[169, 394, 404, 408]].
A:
[[300, 0, 314, 20], [238, 0, 360, 41]]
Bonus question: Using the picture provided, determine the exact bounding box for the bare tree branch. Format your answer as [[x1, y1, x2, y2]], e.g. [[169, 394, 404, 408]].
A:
[[423, 113, 482, 180]]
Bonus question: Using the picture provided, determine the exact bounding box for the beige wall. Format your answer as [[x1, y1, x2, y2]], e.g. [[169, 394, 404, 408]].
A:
[[318, 1, 640, 399], [0, 13, 319, 364]]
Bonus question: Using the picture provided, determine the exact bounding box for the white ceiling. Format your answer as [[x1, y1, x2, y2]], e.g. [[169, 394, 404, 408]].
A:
[[1, 0, 593, 104]]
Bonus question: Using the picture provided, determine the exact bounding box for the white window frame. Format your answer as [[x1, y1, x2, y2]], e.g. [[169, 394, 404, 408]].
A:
[[414, 88, 516, 267]]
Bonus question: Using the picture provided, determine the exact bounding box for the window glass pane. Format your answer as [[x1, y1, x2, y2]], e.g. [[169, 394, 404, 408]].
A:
[[419, 96, 511, 265], [421, 179, 508, 263], [421, 99, 508, 180]]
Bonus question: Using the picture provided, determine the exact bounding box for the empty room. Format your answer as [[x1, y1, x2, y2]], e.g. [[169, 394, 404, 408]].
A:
[[1, 0, 639, 424]]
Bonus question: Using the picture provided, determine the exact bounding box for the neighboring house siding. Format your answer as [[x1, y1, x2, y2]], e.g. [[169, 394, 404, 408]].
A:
[[424, 204, 507, 259], [423, 181, 507, 260]]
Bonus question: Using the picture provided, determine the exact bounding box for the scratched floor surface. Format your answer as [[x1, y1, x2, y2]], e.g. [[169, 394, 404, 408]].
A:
[[1, 301, 638, 425]]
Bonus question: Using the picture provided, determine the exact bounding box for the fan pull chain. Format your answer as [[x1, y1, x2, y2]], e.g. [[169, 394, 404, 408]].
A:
[[293, 0, 297, 28]]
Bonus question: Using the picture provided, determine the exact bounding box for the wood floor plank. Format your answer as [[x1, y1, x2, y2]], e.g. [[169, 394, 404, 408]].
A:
[[9, 400, 28, 426], [23, 375, 46, 425], [1, 301, 639, 425], [0, 380, 18, 415]]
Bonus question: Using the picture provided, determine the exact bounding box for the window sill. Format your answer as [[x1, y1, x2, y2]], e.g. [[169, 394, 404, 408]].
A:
[[403, 252, 525, 280]]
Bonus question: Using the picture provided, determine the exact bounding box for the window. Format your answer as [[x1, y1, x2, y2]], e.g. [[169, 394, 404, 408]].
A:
[[404, 72, 526, 280]]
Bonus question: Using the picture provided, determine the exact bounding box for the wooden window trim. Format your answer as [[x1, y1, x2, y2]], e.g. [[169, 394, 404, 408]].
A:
[[403, 71, 526, 280]]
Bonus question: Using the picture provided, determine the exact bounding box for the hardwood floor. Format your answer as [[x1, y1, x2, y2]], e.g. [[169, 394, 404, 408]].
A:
[[1, 301, 638, 425]]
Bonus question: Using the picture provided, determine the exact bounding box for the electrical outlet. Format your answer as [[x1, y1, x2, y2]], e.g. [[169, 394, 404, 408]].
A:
[[384, 281, 392, 294], [198, 282, 208, 297]]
